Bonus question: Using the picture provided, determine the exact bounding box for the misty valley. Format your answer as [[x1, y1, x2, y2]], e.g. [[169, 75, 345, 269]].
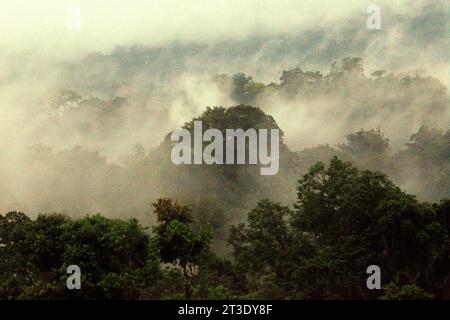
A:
[[0, 0, 448, 303]]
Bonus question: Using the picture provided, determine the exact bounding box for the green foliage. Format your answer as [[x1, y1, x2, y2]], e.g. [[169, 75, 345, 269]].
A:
[[207, 285, 231, 300], [157, 104, 298, 235], [279, 68, 323, 97], [60, 214, 157, 298], [292, 157, 448, 299], [397, 126, 450, 200], [381, 283, 434, 300], [25, 57, 450, 229], [0, 212, 159, 299], [1, 89, 449, 300], [229, 200, 293, 279], [229, 157, 449, 299], [1, 169, 449, 300], [244, 273, 286, 300], [152, 198, 193, 224], [184, 105, 282, 134], [230, 73, 266, 103], [152, 198, 212, 299], [339, 128, 389, 157]]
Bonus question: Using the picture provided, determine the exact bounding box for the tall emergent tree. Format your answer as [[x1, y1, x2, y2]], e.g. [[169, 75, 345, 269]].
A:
[[152, 198, 212, 299], [229, 157, 449, 299]]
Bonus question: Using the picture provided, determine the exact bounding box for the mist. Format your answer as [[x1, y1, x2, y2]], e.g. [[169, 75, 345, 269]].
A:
[[0, 0, 448, 226]]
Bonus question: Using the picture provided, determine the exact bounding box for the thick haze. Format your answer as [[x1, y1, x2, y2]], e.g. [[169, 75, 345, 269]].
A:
[[0, 0, 448, 219], [0, 0, 411, 57]]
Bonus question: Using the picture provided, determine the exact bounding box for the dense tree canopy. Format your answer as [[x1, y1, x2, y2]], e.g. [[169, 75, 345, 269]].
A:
[[229, 157, 450, 299], [0, 213, 159, 299], [1, 157, 448, 299], [1, 57, 448, 300]]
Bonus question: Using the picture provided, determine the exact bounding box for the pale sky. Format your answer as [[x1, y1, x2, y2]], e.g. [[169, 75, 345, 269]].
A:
[[0, 0, 411, 59]]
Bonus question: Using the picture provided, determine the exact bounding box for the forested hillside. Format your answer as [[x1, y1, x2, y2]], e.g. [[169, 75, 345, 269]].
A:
[[0, 0, 449, 300], [4, 58, 448, 222], [1, 93, 449, 299], [1, 158, 449, 299]]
